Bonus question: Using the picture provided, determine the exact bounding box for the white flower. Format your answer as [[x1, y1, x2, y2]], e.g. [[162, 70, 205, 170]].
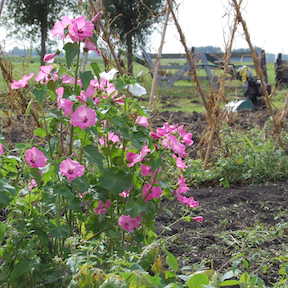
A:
[[126, 83, 147, 97], [100, 68, 118, 81]]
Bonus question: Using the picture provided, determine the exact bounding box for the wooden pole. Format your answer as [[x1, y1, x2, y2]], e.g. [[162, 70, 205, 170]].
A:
[[0, 0, 5, 16], [167, 0, 208, 111], [149, 2, 170, 110]]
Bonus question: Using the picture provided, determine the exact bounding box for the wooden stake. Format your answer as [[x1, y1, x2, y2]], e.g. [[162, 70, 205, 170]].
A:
[[149, 2, 170, 111]]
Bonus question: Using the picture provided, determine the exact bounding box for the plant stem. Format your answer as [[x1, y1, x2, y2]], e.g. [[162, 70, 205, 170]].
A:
[[69, 42, 81, 155]]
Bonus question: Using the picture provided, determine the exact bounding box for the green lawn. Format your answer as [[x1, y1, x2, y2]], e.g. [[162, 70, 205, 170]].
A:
[[1, 57, 288, 113]]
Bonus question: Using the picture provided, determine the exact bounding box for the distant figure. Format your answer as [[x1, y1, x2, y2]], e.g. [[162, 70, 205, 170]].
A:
[[275, 53, 288, 88], [236, 66, 266, 107]]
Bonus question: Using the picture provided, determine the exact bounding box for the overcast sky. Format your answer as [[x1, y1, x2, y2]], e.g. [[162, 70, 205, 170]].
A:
[[150, 0, 288, 54], [1, 0, 288, 55]]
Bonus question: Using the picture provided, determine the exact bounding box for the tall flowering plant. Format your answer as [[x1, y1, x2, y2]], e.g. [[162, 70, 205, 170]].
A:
[[0, 15, 201, 277]]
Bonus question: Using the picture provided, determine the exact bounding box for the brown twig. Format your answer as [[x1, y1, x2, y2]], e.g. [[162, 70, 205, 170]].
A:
[[167, 0, 208, 111], [149, 1, 170, 111]]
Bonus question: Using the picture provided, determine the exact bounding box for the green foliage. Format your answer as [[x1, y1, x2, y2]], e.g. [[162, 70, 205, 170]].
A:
[[185, 127, 288, 186]]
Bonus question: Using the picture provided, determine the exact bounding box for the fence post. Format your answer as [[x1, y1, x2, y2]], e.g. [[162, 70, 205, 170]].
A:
[[260, 49, 268, 83]]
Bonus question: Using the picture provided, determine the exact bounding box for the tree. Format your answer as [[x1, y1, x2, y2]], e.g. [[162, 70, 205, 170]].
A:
[[103, 0, 165, 74], [3, 0, 77, 63]]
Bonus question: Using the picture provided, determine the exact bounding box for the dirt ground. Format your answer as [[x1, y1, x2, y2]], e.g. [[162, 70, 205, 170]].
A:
[[157, 183, 288, 285]]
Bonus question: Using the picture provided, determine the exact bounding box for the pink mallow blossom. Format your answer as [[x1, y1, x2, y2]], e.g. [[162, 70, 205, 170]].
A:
[[43, 53, 57, 63], [126, 145, 150, 167], [51, 16, 72, 39], [94, 200, 111, 215], [10, 73, 34, 90], [84, 39, 100, 53], [70, 105, 97, 129], [140, 164, 152, 177], [174, 176, 199, 208], [119, 190, 130, 198], [25, 147, 48, 168], [162, 135, 187, 158], [99, 132, 120, 146], [60, 158, 85, 181], [56, 88, 74, 116], [135, 116, 149, 128], [68, 16, 94, 42], [142, 184, 163, 201], [193, 216, 204, 222], [62, 75, 82, 87], [0, 144, 4, 155], [172, 154, 186, 170], [28, 179, 37, 191], [118, 215, 141, 232], [35, 65, 54, 83]]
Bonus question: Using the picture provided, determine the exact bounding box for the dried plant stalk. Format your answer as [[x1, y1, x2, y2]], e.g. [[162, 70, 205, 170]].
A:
[[149, 2, 170, 110], [167, 0, 208, 111]]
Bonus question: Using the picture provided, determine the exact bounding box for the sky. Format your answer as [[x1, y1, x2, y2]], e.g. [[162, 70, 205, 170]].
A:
[[150, 0, 288, 55], [1, 0, 288, 55]]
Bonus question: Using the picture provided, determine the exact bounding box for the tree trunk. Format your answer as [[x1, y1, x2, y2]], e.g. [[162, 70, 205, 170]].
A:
[[0, 0, 5, 16], [126, 33, 133, 75], [40, 17, 48, 65]]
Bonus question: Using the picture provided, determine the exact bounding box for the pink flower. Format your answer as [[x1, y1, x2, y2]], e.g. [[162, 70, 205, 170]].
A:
[[193, 216, 204, 222], [58, 99, 74, 116], [0, 143, 4, 155], [10, 73, 34, 90], [119, 190, 130, 198], [142, 184, 162, 201], [25, 147, 48, 168], [43, 53, 57, 63], [35, 65, 54, 83], [68, 16, 94, 42], [28, 179, 37, 191], [108, 132, 120, 143], [51, 16, 72, 39], [162, 135, 187, 158], [89, 78, 116, 96], [56, 87, 74, 116], [84, 39, 99, 53], [135, 116, 149, 128], [118, 215, 141, 232], [177, 195, 199, 208], [175, 176, 189, 195], [127, 145, 150, 167], [172, 155, 186, 170], [56, 87, 64, 98], [70, 105, 97, 129], [140, 165, 152, 177], [59, 158, 85, 181], [94, 200, 111, 215]]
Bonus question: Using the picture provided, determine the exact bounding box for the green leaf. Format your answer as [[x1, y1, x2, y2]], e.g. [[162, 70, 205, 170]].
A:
[[53, 184, 73, 200], [0, 179, 16, 208], [186, 272, 209, 288], [80, 71, 94, 90], [64, 42, 79, 69], [42, 165, 57, 185], [10, 260, 32, 281], [33, 86, 48, 103], [91, 62, 101, 79], [220, 279, 240, 286], [99, 168, 132, 195], [84, 145, 104, 168], [165, 251, 179, 272], [33, 127, 47, 138], [0, 222, 7, 243]]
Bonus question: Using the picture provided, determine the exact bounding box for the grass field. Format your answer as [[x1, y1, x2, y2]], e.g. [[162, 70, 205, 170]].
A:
[[1, 56, 287, 114]]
